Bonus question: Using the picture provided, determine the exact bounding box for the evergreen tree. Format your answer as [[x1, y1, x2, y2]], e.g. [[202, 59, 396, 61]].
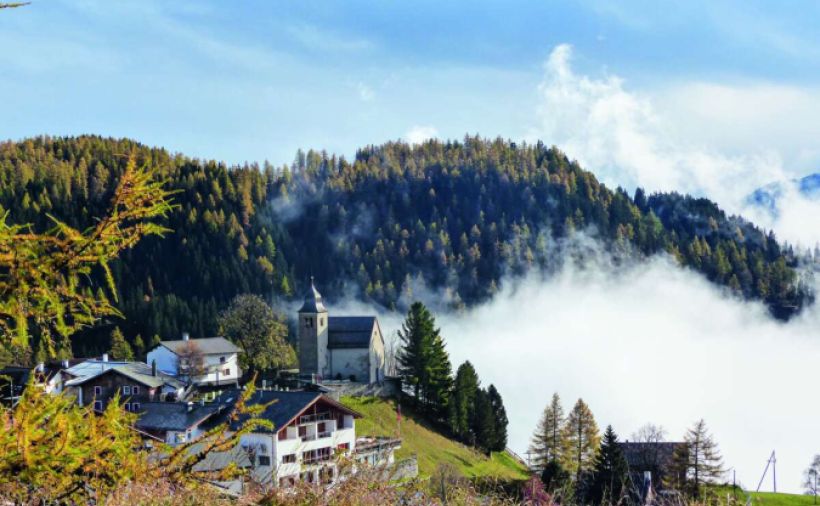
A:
[[530, 393, 567, 469], [670, 419, 724, 498], [487, 384, 508, 452], [448, 361, 479, 443], [397, 302, 452, 418], [562, 398, 600, 481], [149, 333, 162, 350], [109, 327, 134, 361], [586, 425, 629, 505], [472, 388, 496, 454]]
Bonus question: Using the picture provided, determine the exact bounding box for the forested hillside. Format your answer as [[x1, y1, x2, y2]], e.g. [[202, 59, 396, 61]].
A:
[[0, 135, 811, 355]]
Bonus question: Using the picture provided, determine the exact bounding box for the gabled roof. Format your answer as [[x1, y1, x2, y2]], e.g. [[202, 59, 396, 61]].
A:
[[328, 316, 377, 349], [64, 361, 185, 389], [159, 337, 241, 356], [135, 402, 225, 431], [229, 390, 361, 434]]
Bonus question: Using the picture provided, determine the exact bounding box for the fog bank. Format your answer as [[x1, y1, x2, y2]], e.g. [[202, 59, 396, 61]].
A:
[[434, 256, 819, 494]]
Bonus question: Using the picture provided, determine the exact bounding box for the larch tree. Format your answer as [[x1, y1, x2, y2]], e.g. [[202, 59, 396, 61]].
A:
[[530, 392, 567, 469], [217, 293, 296, 374], [109, 327, 134, 361], [671, 419, 724, 498], [803, 455, 820, 497], [133, 333, 145, 359], [562, 398, 600, 481]]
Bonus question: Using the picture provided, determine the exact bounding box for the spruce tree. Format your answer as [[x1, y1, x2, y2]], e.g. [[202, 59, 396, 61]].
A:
[[487, 384, 508, 452], [397, 301, 452, 418], [587, 425, 629, 505], [449, 361, 479, 442], [472, 388, 496, 454], [671, 419, 724, 498], [562, 398, 600, 481], [530, 393, 567, 468], [109, 327, 134, 361]]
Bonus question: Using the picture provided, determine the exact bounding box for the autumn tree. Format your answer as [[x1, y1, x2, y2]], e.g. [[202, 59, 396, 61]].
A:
[[562, 398, 600, 481], [175, 340, 206, 383], [670, 419, 724, 498], [0, 157, 174, 365], [530, 393, 567, 469], [109, 327, 134, 361], [217, 293, 296, 375], [803, 455, 820, 497]]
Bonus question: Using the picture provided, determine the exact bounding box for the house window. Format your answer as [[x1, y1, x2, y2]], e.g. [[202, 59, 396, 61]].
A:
[[132, 403, 140, 412], [220, 356, 226, 364], [223, 368, 230, 376], [93, 400, 103, 411], [278, 430, 288, 441], [93, 386, 102, 396], [124, 403, 131, 411], [132, 386, 139, 395], [282, 454, 296, 464], [258, 455, 271, 466], [337, 443, 349, 452], [123, 386, 131, 395]]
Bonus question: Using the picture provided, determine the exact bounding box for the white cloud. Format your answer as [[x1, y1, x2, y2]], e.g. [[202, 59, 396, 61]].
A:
[[529, 44, 820, 246], [405, 125, 438, 145], [432, 253, 820, 494]]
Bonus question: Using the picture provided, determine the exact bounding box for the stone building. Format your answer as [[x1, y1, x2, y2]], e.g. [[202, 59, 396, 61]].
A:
[[297, 280, 386, 384]]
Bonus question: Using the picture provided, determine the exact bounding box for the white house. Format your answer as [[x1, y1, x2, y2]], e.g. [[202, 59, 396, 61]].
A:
[[146, 334, 242, 386], [233, 390, 361, 488], [298, 280, 386, 384]]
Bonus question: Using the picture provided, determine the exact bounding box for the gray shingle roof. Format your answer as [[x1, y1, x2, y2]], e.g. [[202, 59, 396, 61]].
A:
[[328, 316, 376, 349], [160, 337, 241, 356], [229, 390, 361, 434], [135, 402, 224, 431]]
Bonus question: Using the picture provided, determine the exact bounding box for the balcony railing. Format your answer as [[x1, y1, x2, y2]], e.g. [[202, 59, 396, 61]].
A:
[[317, 430, 332, 439], [298, 412, 332, 424]]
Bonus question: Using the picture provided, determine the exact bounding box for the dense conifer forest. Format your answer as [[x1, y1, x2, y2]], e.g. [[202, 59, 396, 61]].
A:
[[0, 135, 812, 355]]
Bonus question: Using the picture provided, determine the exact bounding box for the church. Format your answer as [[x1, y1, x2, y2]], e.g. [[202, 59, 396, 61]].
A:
[[297, 280, 386, 384]]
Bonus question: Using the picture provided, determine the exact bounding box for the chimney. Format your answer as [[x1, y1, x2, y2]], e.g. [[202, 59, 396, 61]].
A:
[[62, 359, 69, 368], [187, 401, 193, 412], [36, 362, 44, 373], [182, 332, 190, 341], [200, 399, 205, 407], [151, 360, 158, 377], [102, 353, 109, 362]]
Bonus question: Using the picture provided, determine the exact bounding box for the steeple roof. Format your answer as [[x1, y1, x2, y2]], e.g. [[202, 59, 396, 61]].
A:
[[298, 277, 327, 313]]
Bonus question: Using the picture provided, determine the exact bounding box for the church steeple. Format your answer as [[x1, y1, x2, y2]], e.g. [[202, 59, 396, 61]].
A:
[[299, 276, 327, 314]]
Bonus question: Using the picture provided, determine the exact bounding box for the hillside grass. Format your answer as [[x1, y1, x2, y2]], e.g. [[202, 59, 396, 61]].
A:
[[341, 395, 529, 481], [711, 486, 816, 506]]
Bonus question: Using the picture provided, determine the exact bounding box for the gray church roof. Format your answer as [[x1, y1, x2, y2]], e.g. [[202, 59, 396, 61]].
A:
[[328, 316, 376, 349], [160, 337, 241, 356], [298, 278, 328, 313]]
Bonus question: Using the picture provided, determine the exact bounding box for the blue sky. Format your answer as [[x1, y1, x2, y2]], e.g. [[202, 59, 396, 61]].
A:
[[1, 0, 819, 179]]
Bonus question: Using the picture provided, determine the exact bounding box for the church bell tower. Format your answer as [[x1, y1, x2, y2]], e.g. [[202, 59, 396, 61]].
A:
[[298, 277, 329, 380]]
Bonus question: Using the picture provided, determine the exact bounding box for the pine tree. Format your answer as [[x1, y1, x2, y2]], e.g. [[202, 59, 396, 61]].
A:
[[670, 419, 724, 498], [449, 361, 479, 442], [109, 327, 134, 361], [487, 384, 508, 452], [530, 393, 567, 469], [562, 398, 600, 481], [586, 425, 629, 505]]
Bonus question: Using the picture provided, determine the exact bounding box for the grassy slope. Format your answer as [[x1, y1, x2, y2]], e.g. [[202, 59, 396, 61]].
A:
[[341, 396, 529, 481], [712, 486, 816, 506]]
